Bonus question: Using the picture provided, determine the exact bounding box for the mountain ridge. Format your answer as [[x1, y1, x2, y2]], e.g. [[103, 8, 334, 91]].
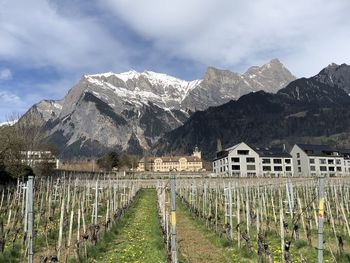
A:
[[19, 59, 296, 159], [153, 62, 350, 159]]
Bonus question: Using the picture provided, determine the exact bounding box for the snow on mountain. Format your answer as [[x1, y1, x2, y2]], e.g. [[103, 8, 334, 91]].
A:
[[21, 59, 296, 159], [85, 70, 202, 109], [0, 119, 18, 127]]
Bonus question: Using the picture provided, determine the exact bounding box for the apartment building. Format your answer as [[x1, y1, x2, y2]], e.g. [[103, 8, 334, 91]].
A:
[[254, 147, 293, 177], [213, 142, 293, 177], [290, 144, 345, 177], [341, 150, 350, 174]]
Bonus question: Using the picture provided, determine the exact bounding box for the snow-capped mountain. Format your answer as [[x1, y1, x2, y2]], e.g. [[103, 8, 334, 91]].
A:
[[0, 119, 18, 127], [21, 59, 296, 159], [82, 70, 202, 112]]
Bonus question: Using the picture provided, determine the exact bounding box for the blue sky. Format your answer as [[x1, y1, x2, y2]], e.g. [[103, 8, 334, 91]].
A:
[[1, 0, 350, 122]]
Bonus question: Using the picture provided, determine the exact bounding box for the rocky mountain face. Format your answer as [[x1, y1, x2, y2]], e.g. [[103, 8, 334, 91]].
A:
[[20, 59, 295, 159], [181, 58, 295, 110], [153, 63, 350, 159]]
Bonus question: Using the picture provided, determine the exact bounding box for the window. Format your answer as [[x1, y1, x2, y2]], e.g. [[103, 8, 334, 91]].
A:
[[237, 150, 249, 155], [297, 153, 300, 158], [246, 157, 255, 163], [232, 165, 240, 170], [298, 167, 301, 172], [273, 159, 282, 164], [231, 157, 240, 162], [262, 159, 271, 164], [319, 159, 326, 164], [310, 159, 315, 164], [263, 166, 271, 171], [328, 159, 334, 164], [297, 160, 301, 165], [310, 166, 316, 171], [320, 166, 327, 172], [337, 167, 342, 172], [285, 159, 291, 164], [336, 159, 341, 165], [247, 165, 255, 171], [329, 167, 335, 172], [286, 166, 292, 171], [274, 166, 283, 171]]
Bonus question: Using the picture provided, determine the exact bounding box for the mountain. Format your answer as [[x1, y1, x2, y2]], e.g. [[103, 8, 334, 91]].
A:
[[153, 63, 350, 159], [181, 58, 295, 110], [0, 120, 18, 127], [20, 59, 295, 159]]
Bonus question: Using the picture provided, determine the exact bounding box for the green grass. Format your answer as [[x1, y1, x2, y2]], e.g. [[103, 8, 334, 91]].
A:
[[177, 198, 256, 262], [178, 197, 350, 263], [70, 189, 167, 263], [0, 243, 21, 263]]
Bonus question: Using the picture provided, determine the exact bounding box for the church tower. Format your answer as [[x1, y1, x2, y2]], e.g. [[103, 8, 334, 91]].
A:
[[192, 146, 202, 159]]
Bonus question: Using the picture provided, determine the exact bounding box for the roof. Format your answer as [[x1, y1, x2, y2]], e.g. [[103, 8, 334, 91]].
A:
[[139, 155, 201, 163], [253, 147, 291, 158], [339, 149, 350, 158], [213, 150, 229, 161], [214, 142, 291, 160], [296, 144, 339, 156]]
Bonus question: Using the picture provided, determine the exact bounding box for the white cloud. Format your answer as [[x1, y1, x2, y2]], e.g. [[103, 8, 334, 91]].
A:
[[0, 0, 129, 72], [0, 91, 21, 104], [0, 68, 12, 80], [102, 0, 350, 77]]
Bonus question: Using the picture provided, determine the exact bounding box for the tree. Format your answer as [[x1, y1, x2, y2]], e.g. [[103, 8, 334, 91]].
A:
[[96, 152, 139, 171], [97, 151, 120, 171], [108, 151, 119, 168], [0, 113, 58, 180]]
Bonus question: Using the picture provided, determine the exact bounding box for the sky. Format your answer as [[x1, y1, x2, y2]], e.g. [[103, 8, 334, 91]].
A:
[[0, 0, 350, 122]]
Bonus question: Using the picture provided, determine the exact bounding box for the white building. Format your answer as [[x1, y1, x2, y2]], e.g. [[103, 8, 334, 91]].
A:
[[290, 144, 346, 177], [21, 151, 59, 169], [213, 142, 293, 177], [341, 150, 350, 174], [253, 146, 293, 177]]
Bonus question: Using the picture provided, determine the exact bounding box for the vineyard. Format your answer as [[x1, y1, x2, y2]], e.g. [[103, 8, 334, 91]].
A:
[[0, 173, 349, 262]]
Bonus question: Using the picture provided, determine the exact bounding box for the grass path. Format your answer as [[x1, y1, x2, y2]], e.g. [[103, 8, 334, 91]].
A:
[[84, 189, 167, 263], [176, 201, 240, 263]]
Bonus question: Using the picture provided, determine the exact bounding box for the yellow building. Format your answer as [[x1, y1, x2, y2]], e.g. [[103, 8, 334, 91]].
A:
[[137, 148, 203, 172]]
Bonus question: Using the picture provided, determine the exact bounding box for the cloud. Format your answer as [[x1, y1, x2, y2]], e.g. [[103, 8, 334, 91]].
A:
[[102, 0, 350, 77], [1, 0, 350, 122], [0, 68, 12, 80], [0, 90, 21, 104], [0, 0, 129, 72]]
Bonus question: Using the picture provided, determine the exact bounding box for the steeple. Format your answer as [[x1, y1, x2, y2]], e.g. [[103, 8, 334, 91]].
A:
[[193, 146, 201, 159]]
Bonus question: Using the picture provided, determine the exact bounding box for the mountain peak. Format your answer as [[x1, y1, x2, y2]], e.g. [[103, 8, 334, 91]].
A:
[[269, 58, 282, 65]]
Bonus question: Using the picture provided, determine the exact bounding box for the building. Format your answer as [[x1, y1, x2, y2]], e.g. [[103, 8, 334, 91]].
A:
[[21, 151, 59, 169], [213, 142, 293, 177], [137, 148, 203, 172], [290, 144, 345, 177], [254, 146, 293, 177], [341, 150, 350, 174]]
